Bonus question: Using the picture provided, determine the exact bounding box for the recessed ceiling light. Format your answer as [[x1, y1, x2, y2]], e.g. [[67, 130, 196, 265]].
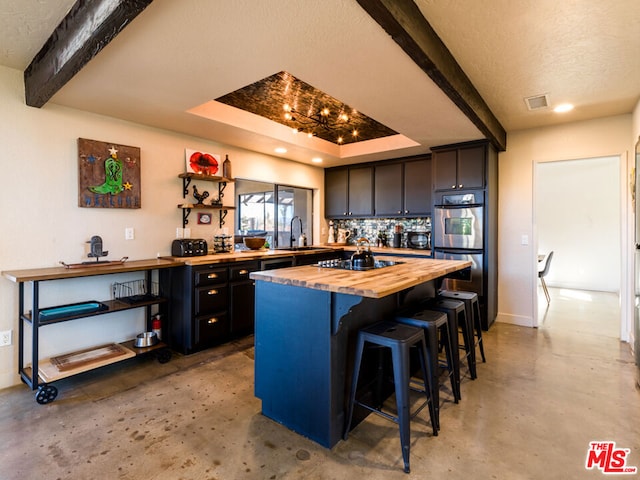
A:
[[554, 103, 574, 113], [311, 157, 323, 163], [274, 147, 287, 154]]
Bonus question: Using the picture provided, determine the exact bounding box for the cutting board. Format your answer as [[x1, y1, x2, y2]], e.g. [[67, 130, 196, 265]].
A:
[[37, 343, 135, 382]]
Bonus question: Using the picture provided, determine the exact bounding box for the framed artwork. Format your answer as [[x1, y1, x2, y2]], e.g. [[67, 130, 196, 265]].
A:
[[185, 148, 220, 175], [78, 138, 141, 208], [197, 213, 212, 225]]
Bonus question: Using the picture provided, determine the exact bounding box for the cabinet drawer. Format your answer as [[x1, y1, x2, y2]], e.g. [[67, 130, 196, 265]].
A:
[[194, 267, 228, 286], [195, 285, 228, 315], [230, 262, 259, 282], [196, 311, 229, 345]]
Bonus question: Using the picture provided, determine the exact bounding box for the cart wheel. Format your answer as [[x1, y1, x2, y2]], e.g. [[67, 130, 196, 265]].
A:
[[157, 348, 171, 364], [35, 384, 58, 404]]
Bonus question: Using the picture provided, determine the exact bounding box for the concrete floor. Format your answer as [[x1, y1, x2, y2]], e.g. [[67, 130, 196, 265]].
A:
[[0, 287, 638, 479]]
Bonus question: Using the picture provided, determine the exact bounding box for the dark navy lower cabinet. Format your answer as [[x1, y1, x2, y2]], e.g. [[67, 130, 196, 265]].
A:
[[229, 262, 259, 336], [161, 260, 260, 354]]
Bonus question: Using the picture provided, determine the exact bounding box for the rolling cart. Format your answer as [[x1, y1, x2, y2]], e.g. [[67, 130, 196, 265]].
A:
[[2, 259, 180, 404]]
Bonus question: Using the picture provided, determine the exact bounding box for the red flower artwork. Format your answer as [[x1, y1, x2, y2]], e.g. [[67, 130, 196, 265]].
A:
[[189, 151, 219, 175]]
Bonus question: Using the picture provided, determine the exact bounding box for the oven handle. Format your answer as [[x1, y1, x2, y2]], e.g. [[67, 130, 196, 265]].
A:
[[434, 203, 483, 209], [434, 247, 483, 255]]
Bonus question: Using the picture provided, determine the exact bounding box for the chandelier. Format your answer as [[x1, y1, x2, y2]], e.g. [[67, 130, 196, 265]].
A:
[[283, 104, 358, 144]]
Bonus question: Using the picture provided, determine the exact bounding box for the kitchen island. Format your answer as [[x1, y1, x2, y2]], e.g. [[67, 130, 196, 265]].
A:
[[250, 256, 471, 448]]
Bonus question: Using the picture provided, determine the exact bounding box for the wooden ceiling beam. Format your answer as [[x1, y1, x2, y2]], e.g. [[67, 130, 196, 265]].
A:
[[24, 0, 153, 108], [357, 0, 507, 151]]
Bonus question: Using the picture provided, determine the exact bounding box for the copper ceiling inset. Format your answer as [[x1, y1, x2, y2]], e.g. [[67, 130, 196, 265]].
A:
[[215, 71, 397, 145]]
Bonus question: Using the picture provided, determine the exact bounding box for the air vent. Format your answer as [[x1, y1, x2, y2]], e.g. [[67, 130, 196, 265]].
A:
[[524, 94, 549, 110]]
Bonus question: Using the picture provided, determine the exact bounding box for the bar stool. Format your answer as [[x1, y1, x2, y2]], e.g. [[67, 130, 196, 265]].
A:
[[439, 290, 486, 363], [395, 308, 460, 424], [344, 321, 437, 474], [424, 297, 476, 387]]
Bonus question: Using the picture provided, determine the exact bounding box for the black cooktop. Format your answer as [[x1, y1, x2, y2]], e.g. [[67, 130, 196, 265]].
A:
[[314, 259, 404, 271]]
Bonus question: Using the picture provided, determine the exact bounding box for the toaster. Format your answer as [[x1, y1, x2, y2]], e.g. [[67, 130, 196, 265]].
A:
[[171, 238, 208, 257]]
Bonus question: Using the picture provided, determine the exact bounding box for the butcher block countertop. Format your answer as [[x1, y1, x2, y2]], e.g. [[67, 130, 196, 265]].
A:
[[2, 258, 181, 283], [338, 245, 432, 257], [250, 256, 471, 299], [162, 245, 431, 266], [161, 247, 339, 266]]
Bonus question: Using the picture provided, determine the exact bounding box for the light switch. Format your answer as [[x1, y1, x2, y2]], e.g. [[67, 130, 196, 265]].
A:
[[521, 234, 529, 245]]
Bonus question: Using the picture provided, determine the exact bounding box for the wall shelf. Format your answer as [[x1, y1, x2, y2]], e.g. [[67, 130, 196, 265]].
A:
[[178, 173, 235, 228]]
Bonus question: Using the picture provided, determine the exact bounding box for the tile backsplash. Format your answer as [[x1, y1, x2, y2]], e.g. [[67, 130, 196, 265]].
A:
[[331, 217, 431, 248]]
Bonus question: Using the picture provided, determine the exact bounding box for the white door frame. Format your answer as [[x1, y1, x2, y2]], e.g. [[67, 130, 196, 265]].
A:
[[532, 153, 631, 341]]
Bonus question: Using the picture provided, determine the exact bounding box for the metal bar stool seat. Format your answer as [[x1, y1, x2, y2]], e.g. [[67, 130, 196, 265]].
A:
[[423, 297, 476, 394], [395, 308, 459, 425], [439, 290, 486, 363], [343, 321, 437, 474]]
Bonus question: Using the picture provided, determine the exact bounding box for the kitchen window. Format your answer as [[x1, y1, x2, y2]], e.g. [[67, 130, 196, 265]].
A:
[[236, 179, 312, 248]]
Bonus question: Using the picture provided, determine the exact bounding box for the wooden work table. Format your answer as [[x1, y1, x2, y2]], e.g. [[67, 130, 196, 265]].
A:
[[251, 256, 471, 448], [2, 258, 181, 283]]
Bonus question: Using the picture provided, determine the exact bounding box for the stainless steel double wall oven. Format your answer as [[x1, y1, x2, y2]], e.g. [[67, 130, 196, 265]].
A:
[[433, 191, 488, 326]]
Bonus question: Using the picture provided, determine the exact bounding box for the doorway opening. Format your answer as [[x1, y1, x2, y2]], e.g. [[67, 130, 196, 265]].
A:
[[534, 156, 622, 334]]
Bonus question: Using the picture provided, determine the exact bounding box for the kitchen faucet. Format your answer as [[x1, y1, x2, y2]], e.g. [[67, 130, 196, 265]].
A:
[[290, 216, 302, 248]]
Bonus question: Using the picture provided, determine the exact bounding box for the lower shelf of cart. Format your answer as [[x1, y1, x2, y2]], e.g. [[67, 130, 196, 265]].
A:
[[24, 340, 169, 383]]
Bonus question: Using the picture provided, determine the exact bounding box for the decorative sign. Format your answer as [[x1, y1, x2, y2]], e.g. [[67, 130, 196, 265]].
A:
[[197, 213, 212, 225], [78, 138, 141, 208], [185, 148, 220, 175]]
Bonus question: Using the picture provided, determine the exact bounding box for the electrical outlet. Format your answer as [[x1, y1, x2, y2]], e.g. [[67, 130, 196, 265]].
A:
[[125, 227, 135, 240], [0, 330, 12, 346]]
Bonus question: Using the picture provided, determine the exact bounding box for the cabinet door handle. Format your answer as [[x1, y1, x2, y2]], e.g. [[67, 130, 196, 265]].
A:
[[405, 210, 409, 214], [397, 210, 402, 214], [207, 273, 218, 279], [458, 184, 463, 189], [207, 317, 219, 324], [207, 289, 219, 295], [238, 269, 249, 275], [451, 184, 456, 189]]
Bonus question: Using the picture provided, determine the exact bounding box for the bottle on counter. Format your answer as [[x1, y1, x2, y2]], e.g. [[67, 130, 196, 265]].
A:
[[392, 224, 403, 248], [327, 221, 335, 244], [377, 231, 388, 247]]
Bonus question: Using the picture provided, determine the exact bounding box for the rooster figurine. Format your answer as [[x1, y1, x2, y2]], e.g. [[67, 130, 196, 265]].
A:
[[193, 185, 209, 205]]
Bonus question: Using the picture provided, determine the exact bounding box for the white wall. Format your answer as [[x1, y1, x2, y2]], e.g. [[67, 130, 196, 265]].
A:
[[631, 100, 640, 356], [0, 65, 324, 389], [497, 114, 633, 329], [536, 156, 620, 292]]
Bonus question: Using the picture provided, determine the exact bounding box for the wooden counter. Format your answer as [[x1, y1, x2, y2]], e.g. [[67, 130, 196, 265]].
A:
[[2, 258, 182, 283], [159, 246, 340, 266], [253, 256, 471, 448], [338, 245, 432, 257], [250, 256, 470, 298]]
